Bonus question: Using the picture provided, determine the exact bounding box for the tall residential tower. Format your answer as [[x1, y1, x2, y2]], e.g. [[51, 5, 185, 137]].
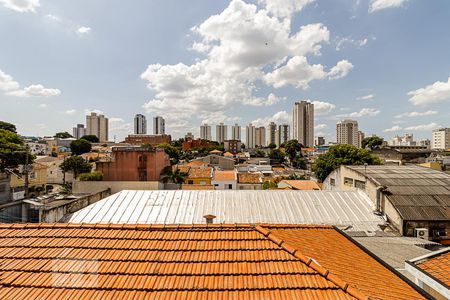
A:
[[86, 112, 108, 142], [134, 114, 147, 134], [153, 116, 165, 135], [292, 101, 314, 147]]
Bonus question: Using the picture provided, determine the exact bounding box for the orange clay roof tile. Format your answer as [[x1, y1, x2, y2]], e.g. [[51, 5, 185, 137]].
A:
[[187, 167, 212, 179], [415, 249, 450, 287], [0, 223, 426, 300]]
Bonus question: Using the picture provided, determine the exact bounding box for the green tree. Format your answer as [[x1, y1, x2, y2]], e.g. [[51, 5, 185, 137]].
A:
[[293, 153, 307, 169], [268, 143, 277, 149], [0, 121, 17, 133], [70, 139, 92, 155], [285, 139, 303, 164], [269, 149, 285, 162], [0, 129, 35, 171], [172, 138, 185, 148], [81, 135, 99, 143], [312, 144, 381, 182], [255, 149, 266, 157], [163, 168, 188, 184], [362, 136, 384, 150], [54, 132, 73, 138], [60, 156, 92, 179], [78, 171, 103, 181], [157, 143, 180, 163]]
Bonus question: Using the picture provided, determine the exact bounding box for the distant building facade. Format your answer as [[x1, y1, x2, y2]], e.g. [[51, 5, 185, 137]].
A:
[[432, 128, 450, 150], [255, 127, 266, 147], [215, 123, 227, 144], [96, 147, 170, 181], [315, 136, 325, 146], [185, 132, 194, 140], [246, 123, 256, 149], [72, 124, 86, 139], [224, 140, 241, 154], [267, 122, 277, 146], [231, 124, 241, 141], [124, 134, 171, 146], [277, 124, 290, 146], [134, 114, 147, 135], [200, 124, 212, 141], [390, 134, 416, 146], [153, 116, 165, 135], [182, 139, 213, 151], [358, 131, 365, 149], [292, 101, 314, 147], [336, 119, 359, 147], [86, 112, 108, 142]]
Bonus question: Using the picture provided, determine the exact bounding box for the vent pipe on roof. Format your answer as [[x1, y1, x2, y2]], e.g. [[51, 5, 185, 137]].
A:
[[203, 214, 216, 224]]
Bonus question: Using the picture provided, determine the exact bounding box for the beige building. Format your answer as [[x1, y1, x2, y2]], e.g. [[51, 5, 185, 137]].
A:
[[336, 119, 359, 147], [200, 124, 212, 141], [10, 162, 48, 198], [255, 126, 266, 147], [292, 101, 314, 147], [267, 122, 277, 146], [246, 123, 256, 149], [231, 123, 241, 141], [432, 128, 450, 150], [215, 123, 227, 143], [86, 112, 109, 142]]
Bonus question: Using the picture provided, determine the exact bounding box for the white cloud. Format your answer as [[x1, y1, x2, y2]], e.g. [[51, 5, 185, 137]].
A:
[[356, 93, 374, 100], [336, 37, 370, 51], [328, 60, 354, 80], [408, 77, 450, 106], [0, 70, 20, 91], [142, 0, 350, 127], [39, 103, 47, 108], [383, 125, 402, 132], [369, 0, 409, 13], [84, 109, 104, 115], [311, 100, 335, 115], [45, 14, 60, 21], [314, 123, 327, 130], [349, 108, 380, 117], [65, 109, 76, 115], [109, 117, 132, 134], [251, 111, 291, 127], [404, 123, 440, 131], [395, 110, 437, 118], [0, 0, 39, 13], [6, 84, 61, 97], [77, 26, 91, 35], [258, 0, 314, 17]]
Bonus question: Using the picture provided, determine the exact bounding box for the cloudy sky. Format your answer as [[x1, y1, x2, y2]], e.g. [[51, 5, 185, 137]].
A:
[[1, 0, 449, 142]]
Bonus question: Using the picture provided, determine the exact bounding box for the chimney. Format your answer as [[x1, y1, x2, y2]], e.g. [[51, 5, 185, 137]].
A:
[[203, 214, 216, 224]]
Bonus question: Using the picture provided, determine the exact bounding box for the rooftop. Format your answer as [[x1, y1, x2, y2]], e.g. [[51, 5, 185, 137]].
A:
[[66, 190, 386, 232], [213, 170, 236, 181], [188, 167, 213, 179], [0, 224, 426, 300], [411, 248, 450, 289], [279, 180, 321, 190], [238, 172, 263, 184]]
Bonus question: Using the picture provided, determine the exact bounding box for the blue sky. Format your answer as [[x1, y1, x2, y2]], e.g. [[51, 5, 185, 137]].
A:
[[0, 0, 449, 142]]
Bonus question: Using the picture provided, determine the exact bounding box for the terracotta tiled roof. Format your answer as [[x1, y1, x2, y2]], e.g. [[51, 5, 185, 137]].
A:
[[280, 180, 321, 190], [223, 151, 234, 157], [181, 184, 214, 190], [174, 165, 190, 174], [238, 172, 262, 184], [186, 160, 208, 167], [415, 249, 450, 287], [188, 167, 212, 179], [0, 224, 425, 300], [264, 225, 425, 300], [213, 170, 236, 181]]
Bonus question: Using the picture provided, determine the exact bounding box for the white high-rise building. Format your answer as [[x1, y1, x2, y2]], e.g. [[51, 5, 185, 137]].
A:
[[153, 116, 165, 135], [86, 112, 108, 142], [134, 114, 147, 134], [267, 122, 277, 146], [336, 119, 359, 147], [389, 134, 416, 146], [246, 123, 256, 149], [278, 124, 290, 146], [255, 127, 266, 148], [216, 123, 228, 143], [72, 124, 86, 139], [292, 101, 314, 147], [432, 128, 450, 150], [200, 124, 212, 141], [232, 123, 241, 141]]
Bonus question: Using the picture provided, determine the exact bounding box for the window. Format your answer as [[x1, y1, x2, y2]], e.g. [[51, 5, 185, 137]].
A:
[[344, 177, 353, 186], [330, 178, 335, 186], [188, 180, 194, 184], [227, 184, 233, 189], [354, 180, 366, 189]]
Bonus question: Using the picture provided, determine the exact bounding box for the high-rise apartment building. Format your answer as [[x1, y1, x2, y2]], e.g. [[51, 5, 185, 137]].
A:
[[255, 127, 266, 148], [246, 123, 256, 149], [315, 136, 325, 146], [72, 124, 86, 139], [278, 124, 290, 146], [216, 123, 228, 143], [292, 101, 314, 147], [86, 112, 108, 142], [200, 124, 212, 141], [357, 131, 365, 149], [336, 119, 359, 147], [267, 122, 277, 146], [389, 134, 416, 146], [432, 128, 450, 150], [232, 123, 241, 141], [134, 114, 147, 135], [153, 116, 165, 135]]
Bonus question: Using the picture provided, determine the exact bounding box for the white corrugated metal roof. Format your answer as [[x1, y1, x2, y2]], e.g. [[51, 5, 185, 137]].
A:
[[65, 190, 385, 232]]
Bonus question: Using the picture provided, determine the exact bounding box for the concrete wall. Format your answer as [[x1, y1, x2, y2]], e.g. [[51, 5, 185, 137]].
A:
[[212, 180, 237, 190], [40, 189, 111, 223], [237, 183, 263, 190], [73, 180, 163, 194]]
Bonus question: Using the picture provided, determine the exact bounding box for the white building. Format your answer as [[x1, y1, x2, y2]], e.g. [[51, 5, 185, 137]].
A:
[[292, 101, 314, 147], [389, 134, 416, 146], [336, 119, 359, 148], [246, 123, 256, 149], [72, 124, 86, 139], [432, 128, 450, 150], [215, 123, 227, 143], [86, 112, 108, 142], [231, 123, 241, 141], [200, 124, 212, 141], [134, 114, 147, 135], [153, 116, 165, 135]]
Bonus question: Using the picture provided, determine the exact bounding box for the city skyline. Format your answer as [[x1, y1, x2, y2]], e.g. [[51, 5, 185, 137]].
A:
[[1, 0, 450, 141]]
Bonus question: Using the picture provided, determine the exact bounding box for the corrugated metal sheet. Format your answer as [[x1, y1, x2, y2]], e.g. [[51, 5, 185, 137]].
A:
[[66, 190, 385, 232]]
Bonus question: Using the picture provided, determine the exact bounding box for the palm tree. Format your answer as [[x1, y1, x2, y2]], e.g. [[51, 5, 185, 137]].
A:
[[163, 168, 188, 184]]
